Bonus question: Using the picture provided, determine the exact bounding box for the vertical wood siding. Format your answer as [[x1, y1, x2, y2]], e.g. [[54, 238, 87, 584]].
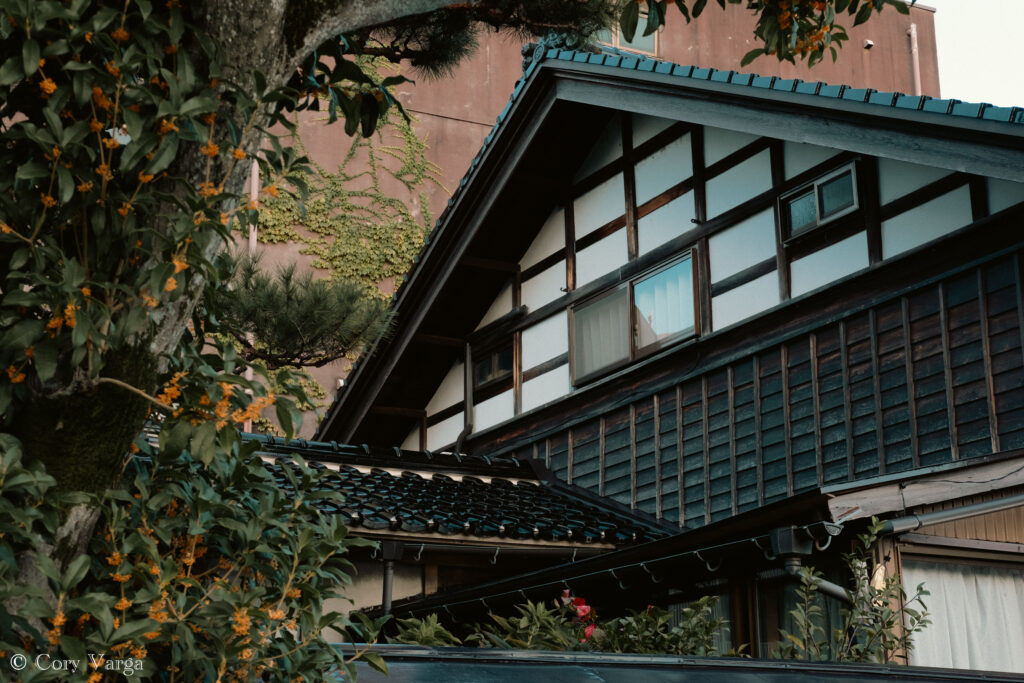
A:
[[505, 251, 1024, 527]]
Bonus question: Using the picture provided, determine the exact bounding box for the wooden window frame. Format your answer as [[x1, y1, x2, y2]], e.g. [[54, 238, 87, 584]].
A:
[[570, 250, 697, 387], [780, 162, 860, 242]]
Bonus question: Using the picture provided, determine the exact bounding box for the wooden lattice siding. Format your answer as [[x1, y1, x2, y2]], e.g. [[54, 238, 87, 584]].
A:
[[518, 252, 1024, 527]]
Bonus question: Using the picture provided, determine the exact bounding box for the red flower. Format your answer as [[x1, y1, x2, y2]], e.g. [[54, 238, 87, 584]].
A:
[[580, 623, 595, 642]]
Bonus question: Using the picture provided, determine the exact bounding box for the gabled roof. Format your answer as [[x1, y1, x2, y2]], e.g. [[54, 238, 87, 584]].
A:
[[251, 435, 671, 547], [316, 44, 1024, 446]]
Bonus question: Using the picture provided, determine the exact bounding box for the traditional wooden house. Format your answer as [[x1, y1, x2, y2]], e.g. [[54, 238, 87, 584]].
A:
[[313, 45, 1024, 670]]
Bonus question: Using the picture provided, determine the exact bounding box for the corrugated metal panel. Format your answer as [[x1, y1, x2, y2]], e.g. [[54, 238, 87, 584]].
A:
[[914, 487, 1024, 543]]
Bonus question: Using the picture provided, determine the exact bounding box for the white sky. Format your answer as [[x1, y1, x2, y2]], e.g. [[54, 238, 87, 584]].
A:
[[924, 0, 1024, 108]]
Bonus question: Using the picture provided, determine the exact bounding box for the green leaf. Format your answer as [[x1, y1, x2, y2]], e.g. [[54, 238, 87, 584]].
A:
[[146, 132, 179, 174], [692, 0, 709, 18], [160, 420, 192, 457], [57, 165, 74, 203], [15, 160, 50, 181], [363, 651, 388, 674], [190, 420, 218, 466], [22, 40, 40, 79], [61, 554, 91, 590], [33, 341, 57, 382], [740, 48, 764, 67], [619, 1, 640, 43], [854, 2, 874, 25], [0, 56, 23, 86]]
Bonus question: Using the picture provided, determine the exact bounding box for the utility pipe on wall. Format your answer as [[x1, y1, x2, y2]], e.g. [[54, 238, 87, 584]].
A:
[[907, 23, 922, 96]]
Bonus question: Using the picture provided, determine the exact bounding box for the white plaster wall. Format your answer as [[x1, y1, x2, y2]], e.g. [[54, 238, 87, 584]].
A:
[[988, 177, 1024, 214], [784, 140, 839, 180], [401, 427, 419, 451], [522, 312, 568, 370], [633, 113, 673, 145], [712, 270, 780, 330], [708, 208, 776, 282], [574, 113, 622, 181], [877, 158, 951, 205], [426, 412, 463, 450], [475, 283, 512, 330], [638, 192, 697, 256], [574, 173, 625, 238], [520, 207, 565, 271], [521, 260, 565, 311], [576, 231, 628, 287], [705, 150, 772, 219], [426, 362, 464, 414], [323, 561, 423, 641], [790, 232, 869, 298], [474, 389, 514, 431], [704, 126, 759, 166], [881, 186, 973, 259], [635, 134, 692, 205], [522, 365, 571, 413]]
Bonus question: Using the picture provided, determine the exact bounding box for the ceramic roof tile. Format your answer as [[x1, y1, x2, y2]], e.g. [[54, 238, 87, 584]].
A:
[[795, 81, 821, 95], [255, 436, 668, 545], [621, 56, 639, 70], [951, 101, 985, 118], [982, 106, 1018, 123], [868, 91, 898, 106], [729, 73, 754, 87], [751, 75, 775, 89], [654, 61, 674, 75], [894, 94, 927, 110], [841, 88, 872, 103], [671, 64, 694, 77], [772, 78, 799, 92], [818, 84, 844, 98], [691, 67, 714, 80], [710, 69, 733, 83], [922, 98, 955, 114]]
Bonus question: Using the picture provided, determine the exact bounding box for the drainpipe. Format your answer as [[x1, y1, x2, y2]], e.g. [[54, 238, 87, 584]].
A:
[[906, 23, 922, 96], [880, 490, 1024, 535], [770, 525, 852, 605], [380, 541, 405, 615], [243, 158, 259, 432]]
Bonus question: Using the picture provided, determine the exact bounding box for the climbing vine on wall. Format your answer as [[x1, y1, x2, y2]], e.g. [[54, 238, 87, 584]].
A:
[[256, 92, 442, 298]]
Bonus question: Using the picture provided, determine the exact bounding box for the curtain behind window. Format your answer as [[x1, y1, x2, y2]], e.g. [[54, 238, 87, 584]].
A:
[[574, 289, 628, 379], [902, 558, 1024, 673]]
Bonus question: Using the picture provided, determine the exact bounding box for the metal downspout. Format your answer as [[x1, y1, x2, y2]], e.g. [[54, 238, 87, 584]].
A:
[[907, 23, 922, 96], [880, 490, 1024, 535]]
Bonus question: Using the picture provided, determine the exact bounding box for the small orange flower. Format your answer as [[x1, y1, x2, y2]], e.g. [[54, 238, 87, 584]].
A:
[[81, 286, 91, 297], [107, 551, 123, 566], [117, 202, 133, 217], [111, 572, 130, 583], [157, 118, 179, 135], [143, 294, 159, 308], [41, 194, 57, 208], [138, 171, 155, 183], [232, 148, 246, 160], [77, 180, 94, 193], [164, 277, 177, 292], [262, 184, 278, 198], [24, 346, 34, 359], [64, 302, 77, 328], [84, 31, 93, 43], [164, 44, 178, 54], [115, 597, 131, 611], [171, 255, 189, 273], [39, 78, 57, 96], [0, 222, 11, 234], [111, 26, 130, 42], [199, 141, 219, 157], [103, 137, 120, 149], [143, 631, 160, 641], [90, 118, 104, 133], [6, 366, 25, 383], [96, 163, 113, 181]]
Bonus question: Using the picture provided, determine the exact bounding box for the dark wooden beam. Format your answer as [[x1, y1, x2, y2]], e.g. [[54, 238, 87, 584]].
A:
[[461, 256, 519, 273], [369, 406, 427, 418], [413, 333, 464, 348]]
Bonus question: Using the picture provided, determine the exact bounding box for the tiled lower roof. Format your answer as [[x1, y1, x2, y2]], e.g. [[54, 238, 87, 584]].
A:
[[253, 435, 670, 547]]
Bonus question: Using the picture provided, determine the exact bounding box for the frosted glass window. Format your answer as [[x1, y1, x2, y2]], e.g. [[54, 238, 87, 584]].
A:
[[573, 288, 629, 380], [574, 114, 622, 181], [881, 186, 972, 258], [988, 177, 1024, 214], [426, 412, 463, 450], [520, 208, 564, 270], [635, 134, 692, 205], [474, 389, 514, 431], [638, 192, 696, 256], [522, 312, 568, 370], [633, 114, 673, 146], [877, 158, 950, 205], [708, 208, 776, 283], [820, 171, 855, 217], [576, 231, 628, 287], [783, 141, 839, 180], [705, 150, 772, 218], [633, 258, 694, 350], [426, 362, 464, 413], [521, 260, 565, 311], [574, 174, 625, 237], [522, 365, 571, 413], [787, 190, 817, 233], [712, 271, 779, 330], [474, 345, 513, 388], [704, 127, 759, 166], [790, 232, 869, 297]]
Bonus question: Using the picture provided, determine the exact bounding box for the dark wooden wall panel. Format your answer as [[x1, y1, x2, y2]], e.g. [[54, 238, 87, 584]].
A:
[[497, 252, 1024, 528], [603, 407, 632, 506], [572, 421, 602, 493], [634, 399, 658, 515]]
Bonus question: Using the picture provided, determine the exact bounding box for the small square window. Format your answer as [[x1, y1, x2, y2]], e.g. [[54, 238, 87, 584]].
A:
[[595, 9, 658, 56], [474, 344, 513, 388], [781, 164, 859, 239]]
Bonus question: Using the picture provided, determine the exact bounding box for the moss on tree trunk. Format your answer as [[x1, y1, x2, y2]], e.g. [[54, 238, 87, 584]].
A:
[[12, 347, 156, 494]]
